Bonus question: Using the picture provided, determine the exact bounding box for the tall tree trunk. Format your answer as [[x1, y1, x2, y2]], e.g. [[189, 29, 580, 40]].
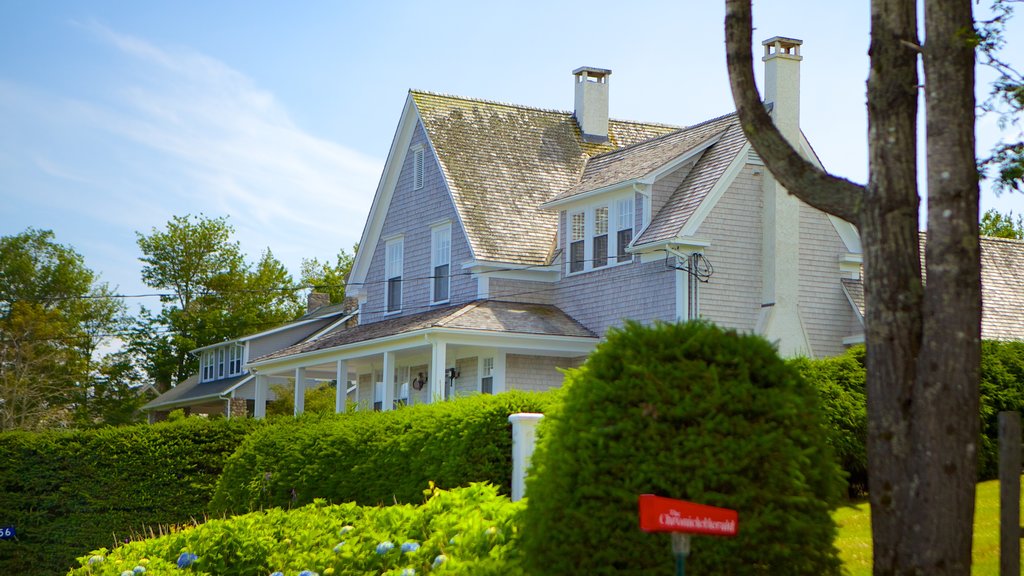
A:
[[911, 0, 981, 571], [724, 0, 981, 573]]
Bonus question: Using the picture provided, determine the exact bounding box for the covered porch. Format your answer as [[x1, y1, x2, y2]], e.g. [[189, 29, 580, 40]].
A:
[[241, 301, 598, 417]]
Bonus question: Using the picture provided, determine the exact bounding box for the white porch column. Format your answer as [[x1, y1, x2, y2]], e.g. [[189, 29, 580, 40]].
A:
[[335, 360, 347, 414], [430, 340, 447, 403], [294, 367, 305, 416], [508, 413, 544, 502], [253, 374, 268, 419], [382, 351, 395, 411]]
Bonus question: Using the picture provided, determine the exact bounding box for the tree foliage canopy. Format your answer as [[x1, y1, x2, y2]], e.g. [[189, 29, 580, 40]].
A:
[[0, 229, 126, 430], [133, 215, 303, 390], [980, 208, 1024, 238], [300, 244, 357, 305]]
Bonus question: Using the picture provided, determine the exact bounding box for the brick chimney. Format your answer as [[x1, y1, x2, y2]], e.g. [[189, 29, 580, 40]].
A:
[[307, 291, 330, 313], [756, 36, 811, 357], [573, 66, 611, 143]]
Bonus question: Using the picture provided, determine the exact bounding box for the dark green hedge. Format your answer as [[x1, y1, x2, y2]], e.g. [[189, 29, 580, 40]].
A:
[[0, 417, 258, 576], [792, 341, 1024, 490], [520, 321, 844, 576], [210, 391, 559, 515]]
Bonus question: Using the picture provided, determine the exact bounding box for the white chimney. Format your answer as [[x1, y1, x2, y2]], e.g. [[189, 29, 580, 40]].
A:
[[573, 67, 611, 143], [761, 37, 802, 145], [756, 36, 811, 357]]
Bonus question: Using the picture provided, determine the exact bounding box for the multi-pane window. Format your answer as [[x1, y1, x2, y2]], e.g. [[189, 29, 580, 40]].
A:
[[481, 357, 494, 394], [593, 206, 609, 268], [200, 351, 215, 382], [431, 224, 451, 303], [413, 148, 425, 190], [386, 238, 404, 312], [216, 347, 226, 379], [570, 212, 586, 273], [616, 197, 634, 263], [228, 344, 244, 376]]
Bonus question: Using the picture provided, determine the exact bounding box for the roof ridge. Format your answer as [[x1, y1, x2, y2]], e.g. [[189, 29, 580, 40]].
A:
[[584, 122, 732, 164], [981, 234, 1024, 245], [681, 110, 739, 131], [410, 89, 681, 129]]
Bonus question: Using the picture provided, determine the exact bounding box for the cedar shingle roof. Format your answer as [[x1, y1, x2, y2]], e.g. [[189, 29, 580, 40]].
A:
[[253, 300, 597, 362], [550, 119, 731, 203], [411, 91, 678, 265], [634, 115, 748, 245], [843, 235, 1024, 341]]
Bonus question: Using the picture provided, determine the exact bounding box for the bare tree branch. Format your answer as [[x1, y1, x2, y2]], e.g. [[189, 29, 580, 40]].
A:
[[723, 0, 864, 225]]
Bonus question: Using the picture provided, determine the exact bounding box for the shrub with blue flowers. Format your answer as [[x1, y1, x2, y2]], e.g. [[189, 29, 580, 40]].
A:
[[70, 483, 525, 576]]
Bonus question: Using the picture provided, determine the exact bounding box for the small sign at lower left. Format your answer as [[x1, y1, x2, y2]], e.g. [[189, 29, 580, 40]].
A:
[[0, 526, 15, 540]]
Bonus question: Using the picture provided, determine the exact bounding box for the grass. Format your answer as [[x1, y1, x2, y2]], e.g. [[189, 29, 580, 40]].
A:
[[834, 478, 1015, 575]]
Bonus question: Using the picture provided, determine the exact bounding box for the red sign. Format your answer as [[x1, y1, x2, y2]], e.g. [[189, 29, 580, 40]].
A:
[[638, 494, 738, 536]]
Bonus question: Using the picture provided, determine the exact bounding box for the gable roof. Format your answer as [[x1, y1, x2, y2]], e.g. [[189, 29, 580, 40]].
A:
[[634, 116, 749, 245], [411, 91, 678, 265], [547, 118, 731, 205], [251, 300, 597, 365], [843, 235, 1024, 341]]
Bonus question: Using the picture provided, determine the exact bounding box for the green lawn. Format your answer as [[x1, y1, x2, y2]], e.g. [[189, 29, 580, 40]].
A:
[[834, 478, 1015, 575]]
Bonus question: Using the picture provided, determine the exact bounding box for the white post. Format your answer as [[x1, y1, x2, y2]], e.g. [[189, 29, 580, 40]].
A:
[[294, 367, 305, 416], [430, 341, 446, 403], [253, 374, 268, 419], [508, 413, 544, 502], [335, 360, 347, 414], [493, 351, 507, 394], [382, 351, 395, 411]]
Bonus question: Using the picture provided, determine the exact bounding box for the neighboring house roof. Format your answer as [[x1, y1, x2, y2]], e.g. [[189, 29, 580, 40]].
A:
[[411, 91, 678, 265], [843, 235, 1024, 341], [634, 116, 749, 245], [841, 278, 865, 323], [252, 300, 597, 364], [140, 374, 251, 412]]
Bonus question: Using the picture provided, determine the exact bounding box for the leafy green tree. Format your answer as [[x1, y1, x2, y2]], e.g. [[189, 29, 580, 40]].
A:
[[979, 0, 1024, 192], [980, 208, 1024, 238], [0, 229, 125, 430], [300, 244, 357, 305], [134, 215, 303, 390]]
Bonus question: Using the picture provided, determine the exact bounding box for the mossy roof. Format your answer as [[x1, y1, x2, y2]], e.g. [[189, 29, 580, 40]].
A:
[[411, 91, 678, 265]]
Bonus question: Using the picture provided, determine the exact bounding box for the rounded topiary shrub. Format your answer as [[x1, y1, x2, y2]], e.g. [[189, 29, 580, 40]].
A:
[[520, 321, 844, 576]]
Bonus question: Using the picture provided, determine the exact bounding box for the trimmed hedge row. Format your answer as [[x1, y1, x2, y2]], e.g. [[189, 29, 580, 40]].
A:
[[792, 340, 1024, 492], [0, 417, 258, 576], [210, 391, 559, 515]]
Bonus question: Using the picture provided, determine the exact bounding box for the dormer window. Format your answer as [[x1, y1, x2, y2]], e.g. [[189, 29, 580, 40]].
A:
[[199, 343, 244, 382], [413, 147, 425, 190], [565, 192, 636, 275]]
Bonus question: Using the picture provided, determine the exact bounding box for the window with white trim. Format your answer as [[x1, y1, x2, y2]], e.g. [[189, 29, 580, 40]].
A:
[[616, 197, 634, 263], [200, 351, 215, 382], [565, 193, 636, 274], [593, 206, 609, 268], [480, 357, 494, 395], [431, 224, 451, 303], [228, 344, 244, 376], [413, 147, 425, 190], [385, 237, 404, 313], [216, 347, 226, 379], [570, 211, 586, 273]]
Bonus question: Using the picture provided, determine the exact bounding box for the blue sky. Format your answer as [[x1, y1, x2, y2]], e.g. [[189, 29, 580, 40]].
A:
[[2, 0, 1021, 308]]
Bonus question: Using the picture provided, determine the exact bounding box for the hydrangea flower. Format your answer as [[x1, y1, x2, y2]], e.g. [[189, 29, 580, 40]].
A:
[[297, 571, 319, 576], [176, 552, 198, 569], [400, 569, 415, 576], [400, 541, 420, 554], [375, 541, 394, 555], [132, 566, 146, 574], [270, 572, 284, 576], [432, 554, 447, 568], [87, 555, 104, 565], [333, 541, 346, 553], [120, 571, 132, 576], [338, 525, 354, 536]]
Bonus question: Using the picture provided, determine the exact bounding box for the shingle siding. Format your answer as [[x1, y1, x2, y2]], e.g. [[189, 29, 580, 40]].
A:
[[488, 278, 555, 305], [506, 354, 583, 392], [798, 203, 856, 357], [362, 121, 476, 324], [693, 165, 763, 332]]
